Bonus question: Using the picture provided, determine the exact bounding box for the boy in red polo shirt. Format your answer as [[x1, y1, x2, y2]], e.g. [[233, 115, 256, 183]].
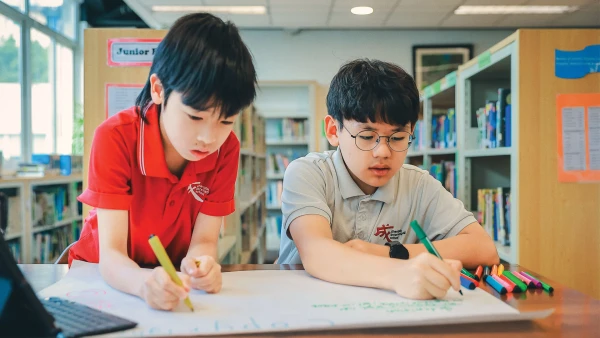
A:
[[69, 13, 257, 311]]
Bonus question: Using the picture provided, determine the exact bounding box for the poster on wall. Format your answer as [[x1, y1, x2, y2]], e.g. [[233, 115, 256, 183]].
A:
[[555, 44, 600, 79], [107, 38, 162, 67], [105, 84, 144, 118], [556, 93, 600, 182]]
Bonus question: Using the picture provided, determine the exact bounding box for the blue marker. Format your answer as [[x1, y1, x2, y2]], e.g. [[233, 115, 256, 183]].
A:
[[484, 275, 507, 294], [460, 275, 476, 290]]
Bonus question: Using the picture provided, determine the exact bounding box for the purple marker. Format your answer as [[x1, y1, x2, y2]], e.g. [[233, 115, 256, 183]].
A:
[[520, 271, 543, 288]]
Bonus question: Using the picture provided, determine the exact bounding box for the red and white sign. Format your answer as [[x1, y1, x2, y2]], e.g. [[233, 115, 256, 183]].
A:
[[107, 38, 162, 67]]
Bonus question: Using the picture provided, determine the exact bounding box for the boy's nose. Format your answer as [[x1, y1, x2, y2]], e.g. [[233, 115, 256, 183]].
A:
[[372, 140, 392, 158]]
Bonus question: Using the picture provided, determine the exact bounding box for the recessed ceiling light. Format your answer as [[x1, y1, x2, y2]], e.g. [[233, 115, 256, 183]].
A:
[[351, 6, 374, 15], [454, 5, 578, 15], [152, 6, 267, 15]]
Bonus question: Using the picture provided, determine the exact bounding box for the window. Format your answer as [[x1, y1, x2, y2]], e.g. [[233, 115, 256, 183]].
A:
[[0, 13, 22, 163], [0, 1, 78, 168], [1, 0, 25, 13], [29, 0, 77, 39], [56, 43, 73, 154], [31, 28, 54, 154]]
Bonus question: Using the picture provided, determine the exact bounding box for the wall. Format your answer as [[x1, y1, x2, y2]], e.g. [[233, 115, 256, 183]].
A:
[[240, 29, 515, 86]]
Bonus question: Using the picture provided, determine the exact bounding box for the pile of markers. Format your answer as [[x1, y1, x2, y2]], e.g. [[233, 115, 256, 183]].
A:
[[458, 264, 554, 294]]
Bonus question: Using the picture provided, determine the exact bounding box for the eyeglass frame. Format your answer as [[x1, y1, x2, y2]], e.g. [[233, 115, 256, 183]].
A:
[[342, 125, 415, 152]]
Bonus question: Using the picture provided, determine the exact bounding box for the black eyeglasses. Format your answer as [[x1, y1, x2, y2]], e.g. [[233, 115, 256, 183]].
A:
[[343, 125, 414, 152]]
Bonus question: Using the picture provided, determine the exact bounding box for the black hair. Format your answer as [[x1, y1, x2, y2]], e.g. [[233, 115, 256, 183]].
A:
[[326, 59, 420, 128], [135, 12, 257, 122]]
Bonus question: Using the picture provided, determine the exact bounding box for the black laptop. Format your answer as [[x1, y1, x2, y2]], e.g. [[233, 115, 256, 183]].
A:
[[0, 231, 137, 338]]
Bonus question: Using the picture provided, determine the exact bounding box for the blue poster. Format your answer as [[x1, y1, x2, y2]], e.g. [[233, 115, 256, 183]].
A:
[[555, 44, 600, 79]]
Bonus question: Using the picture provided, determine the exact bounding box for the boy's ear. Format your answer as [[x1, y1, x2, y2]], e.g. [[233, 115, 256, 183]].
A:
[[149, 74, 164, 105], [324, 115, 340, 147]]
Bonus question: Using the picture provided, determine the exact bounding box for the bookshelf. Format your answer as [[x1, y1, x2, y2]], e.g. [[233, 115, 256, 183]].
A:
[[254, 81, 318, 262], [0, 174, 83, 263], [457, 35, 517, 264], [411, 70, 459, 197], [456, 29, 600, 299], [223, 105, 268, 264]]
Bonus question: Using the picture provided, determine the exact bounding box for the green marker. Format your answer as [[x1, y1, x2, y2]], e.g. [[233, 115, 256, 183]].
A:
[[539, 280, 554, 293], [503, 271, 529, 292], [410, 220, 475, 280], [410, 220, 463, 296]]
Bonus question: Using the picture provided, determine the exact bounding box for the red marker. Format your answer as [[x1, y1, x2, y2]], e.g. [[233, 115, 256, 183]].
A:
[[460, 273, 480, 288], [474, 265, 483, 281], [499, 274, 522, 293]]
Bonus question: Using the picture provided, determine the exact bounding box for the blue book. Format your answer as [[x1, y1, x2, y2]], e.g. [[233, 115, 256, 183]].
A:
[[505, 104, 512, 147]]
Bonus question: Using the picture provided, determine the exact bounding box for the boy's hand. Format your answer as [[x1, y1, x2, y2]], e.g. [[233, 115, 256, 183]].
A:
[[141, 267, 191, 311], [181, 255, 222, 293], [391, 253, 462, 300], [345, 239, 388, 257]]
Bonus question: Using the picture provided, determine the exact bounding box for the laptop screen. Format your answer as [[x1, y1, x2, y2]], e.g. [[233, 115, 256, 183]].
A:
[[0, 231, 61, 337]]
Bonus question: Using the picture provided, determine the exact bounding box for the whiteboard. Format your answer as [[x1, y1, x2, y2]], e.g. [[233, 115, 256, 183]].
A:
[[38, 261, 552, 337]]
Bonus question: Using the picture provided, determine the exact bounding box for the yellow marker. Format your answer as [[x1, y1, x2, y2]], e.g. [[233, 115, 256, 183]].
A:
[[498, 264, 505, 276], [148, 234, 194, 312]]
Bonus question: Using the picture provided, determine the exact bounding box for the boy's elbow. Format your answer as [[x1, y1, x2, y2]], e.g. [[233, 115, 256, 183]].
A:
[[482, 237, 500, 266], [487, 248, 501, 266]]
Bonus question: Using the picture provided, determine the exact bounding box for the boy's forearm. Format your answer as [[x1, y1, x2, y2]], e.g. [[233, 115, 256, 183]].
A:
[[99, 250, 151, 298], [405, 234, 499, 268], [300, 237, 400, 291], [187, 241, 218, 261]]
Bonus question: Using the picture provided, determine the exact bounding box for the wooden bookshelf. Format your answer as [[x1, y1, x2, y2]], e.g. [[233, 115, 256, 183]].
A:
[[0, 174, 83, 263], [253, 81, 318, 262], [413, 70, 459, 196], [456, 29, 600, 299], [224, 105, 268, 264]]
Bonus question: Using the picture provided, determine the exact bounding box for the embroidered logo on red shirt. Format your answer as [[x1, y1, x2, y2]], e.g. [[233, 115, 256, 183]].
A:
[[188, 182, 209, 202]]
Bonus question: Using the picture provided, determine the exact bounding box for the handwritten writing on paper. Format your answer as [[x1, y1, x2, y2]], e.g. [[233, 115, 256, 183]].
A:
[[38, 261, 550, 337]]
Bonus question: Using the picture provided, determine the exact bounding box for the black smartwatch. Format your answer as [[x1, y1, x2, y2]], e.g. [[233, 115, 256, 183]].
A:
[[385, 241, 409, 260]]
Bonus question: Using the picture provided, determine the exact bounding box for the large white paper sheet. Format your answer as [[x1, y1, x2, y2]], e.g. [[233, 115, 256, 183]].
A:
[[38, 261, 552, 337]]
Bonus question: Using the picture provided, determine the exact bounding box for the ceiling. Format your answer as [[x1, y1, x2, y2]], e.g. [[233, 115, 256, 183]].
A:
[[111, 0, 600, 30]]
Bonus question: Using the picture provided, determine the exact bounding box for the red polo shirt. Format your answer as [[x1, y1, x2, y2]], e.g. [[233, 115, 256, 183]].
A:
[[69, 104, 239, 267]]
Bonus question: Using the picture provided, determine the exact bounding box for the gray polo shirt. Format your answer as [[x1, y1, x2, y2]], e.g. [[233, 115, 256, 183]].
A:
[[278, 150, 477, 264]]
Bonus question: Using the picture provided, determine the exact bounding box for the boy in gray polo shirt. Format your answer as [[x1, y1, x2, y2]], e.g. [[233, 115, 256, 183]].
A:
[[278, 59, 499, 300]]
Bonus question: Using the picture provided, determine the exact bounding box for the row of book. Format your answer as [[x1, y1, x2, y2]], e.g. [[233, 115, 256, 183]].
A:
[[476, 88, 512, 149], [429, 161, 457, 197], [267, 181, 283, 207], [477, 187, 511, 246], [0, 190, 20, 238], [266, 118, 309, 142], [32, 222, 81, 264], [411, 120, 425, 151], [432, 109, 456, 149], [266, 151, 305, 175], [32, 185, 75, 227], [265, 215, 283, 252]]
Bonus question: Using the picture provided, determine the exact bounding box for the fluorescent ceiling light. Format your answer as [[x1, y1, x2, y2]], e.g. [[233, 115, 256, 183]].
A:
[[152, 6, 267, 15], [455, 5, 578, 15], [351, 6, 374, 15]]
